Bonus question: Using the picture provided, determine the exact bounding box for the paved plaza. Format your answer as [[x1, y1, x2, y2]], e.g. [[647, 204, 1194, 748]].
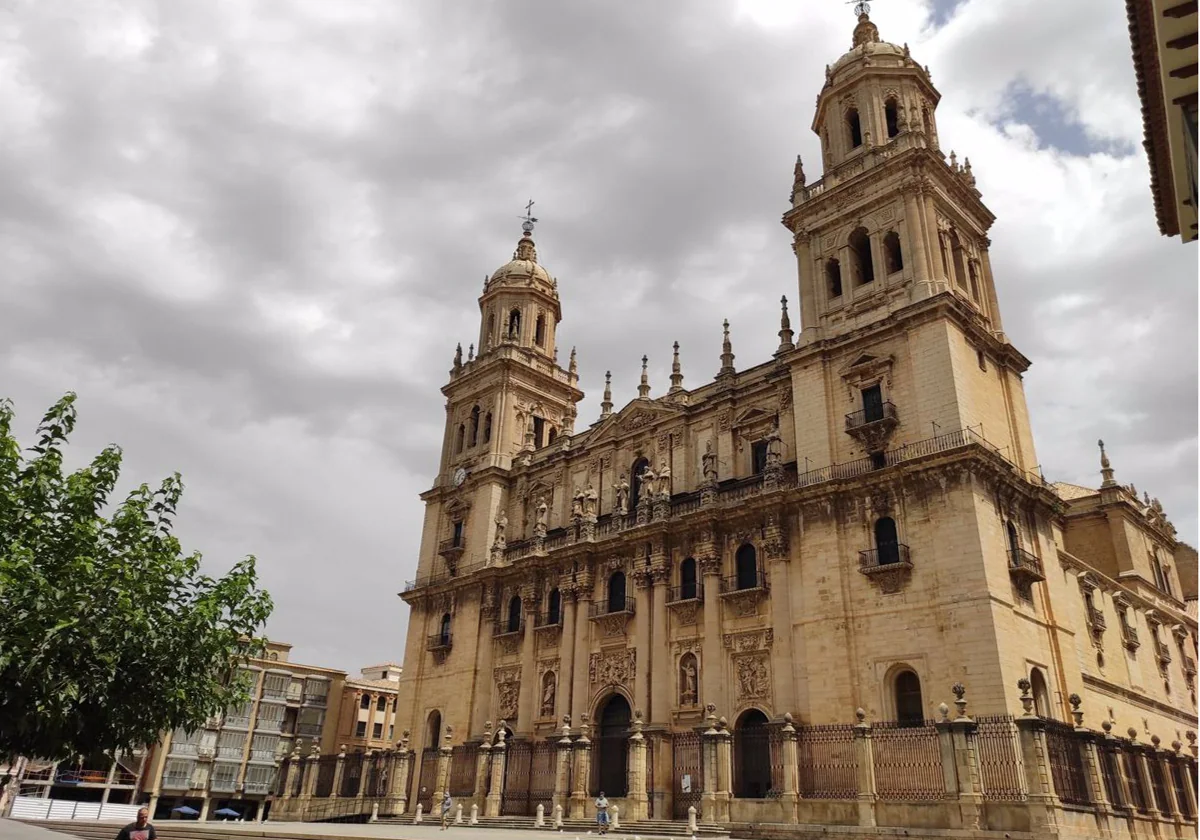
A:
[[2, 821, 693, 840]]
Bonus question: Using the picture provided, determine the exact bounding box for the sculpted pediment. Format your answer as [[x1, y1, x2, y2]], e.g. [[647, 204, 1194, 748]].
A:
[[589, 399, 684, 445], [733, 406, 774, 429]]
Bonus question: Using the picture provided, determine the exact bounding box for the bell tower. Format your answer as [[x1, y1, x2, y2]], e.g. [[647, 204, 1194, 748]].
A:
[[783, 6, 1006, 345]]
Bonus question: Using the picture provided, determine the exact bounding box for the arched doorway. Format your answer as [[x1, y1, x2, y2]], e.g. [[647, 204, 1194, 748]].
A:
[[734, 709, 772, 798], [595, 694, 631, 796]]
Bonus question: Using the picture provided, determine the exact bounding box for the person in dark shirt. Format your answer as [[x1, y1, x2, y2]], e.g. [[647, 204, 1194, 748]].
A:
[[116, 807, 156, 840]]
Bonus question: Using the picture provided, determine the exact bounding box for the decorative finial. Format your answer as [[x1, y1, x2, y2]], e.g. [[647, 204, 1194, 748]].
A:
[[520, 198, 538, 235], [1069, 693, 1083, 728], [601, 371, 613, 418], [569, 346, 578, 377], [1098, 439, 1117, 487], [777, 296, 795, 354], [717, 319, 736, 378], [851, 1, 880, 47], [453, 343, 463, 373], [669, 341, 684, 393], [467, 343, 475, 362], [638, 355, 651, 399]]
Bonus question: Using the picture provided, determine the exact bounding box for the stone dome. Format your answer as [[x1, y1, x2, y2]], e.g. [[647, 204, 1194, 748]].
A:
[[827, 13, 913, 82], [487, 231, 557, 294]]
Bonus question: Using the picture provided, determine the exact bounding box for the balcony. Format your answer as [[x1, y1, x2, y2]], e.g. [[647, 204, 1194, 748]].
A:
[[209, 775, 238, 793], [844, 401, 900, 453], [196, 743, 215, 759], [1183, 652, 1196, 676], [244, 780, 272, 795], [667, 582, 704, 604], [719, 569, 768, 596], [286, 683, 303, 703], [55, 768, 109, 786], [255, 716, 283, 733], [169, 742, 199, 757], [1154, 637, 1172, 664], [161, 773, 192, 790], [1007, 547, 1046, 583], [426, 631, 453, 652], [1121, 623, 1140, 651], [437, 537, 465, 566], [1087, 604, 1107, 632], [248, 750, 276, 764], [296, 722, 323, 737], [302, 693, 327, 707], [858, 544, 914, 594], [589, 597, 636, 618], [535, 611, 563, 628]]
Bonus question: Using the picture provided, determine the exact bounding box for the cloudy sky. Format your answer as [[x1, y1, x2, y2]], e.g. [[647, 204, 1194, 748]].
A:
[[2, 0, 1195, 672]]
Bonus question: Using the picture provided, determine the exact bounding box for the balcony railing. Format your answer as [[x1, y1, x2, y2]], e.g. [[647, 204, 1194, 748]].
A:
[[1121, 623, 1140, 650], [244, 780, 272, 795], [437, 537, 466, 560], [494, 619, 525, 638], [255, 716, 283, 732], [302, 693, 328, 707], [1183, 652, 1197, 676], [718, 569, 768, 595], [223, 715, 251, 729], [296, 722, 323, 737], [209, 776, 238, 793], [1007, 547, 1045, 582], [1086, 605, 1107, 631], [403, 558, 485, 593], [845, 400, 899, 431], [169, 742, 199, 757], [54, 768, 109, 786], [535, 612, 563, 628], [217, 745, 244, 760], [858, 544, 912, 571], [667, 582, 704, 603], [426, 632, 452, 651], [590, 597, 636, 618], [1154, 637, 1172, 663], [161, 773, 192, 790], [286, 684, 303, 702]]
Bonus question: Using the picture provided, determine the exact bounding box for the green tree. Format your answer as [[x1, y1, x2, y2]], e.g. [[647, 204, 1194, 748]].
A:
[[0, 393, 273, 761]]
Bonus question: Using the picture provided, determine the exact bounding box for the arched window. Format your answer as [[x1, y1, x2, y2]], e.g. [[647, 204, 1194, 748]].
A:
[[680, 556, 698, 600], [629, 458, 650, 511], [506, 596, 522, 634], [534, 314, 546, 346], [439, 613, 451, 646], [735, 544, 759, 590], [469, 405, 481, 447], [949, 230, 968, 290], [849, 227, 875, 286], [426, 710, 442, 750], [875, 517, 900, 565], [883, 231, 903, 274], [1006, 521, 1020, 555], [483, 412, 493, 443], [826, 258, 843, 298], [734, 709, 771, 798], [455, 424, 465, 454], [895, 670, 924, 726], [1030, 668, 1052, 718], [884, 98, 900, 139], [608, 571, 627, 613], [546, 588, 561, 625], [507, 308, 522, 339], [847, 108, 863, 149]]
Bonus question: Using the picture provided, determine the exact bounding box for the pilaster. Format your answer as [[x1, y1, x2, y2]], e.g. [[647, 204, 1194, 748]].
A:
[[779, 714, 800, 824], [853, 710, 878, 828]]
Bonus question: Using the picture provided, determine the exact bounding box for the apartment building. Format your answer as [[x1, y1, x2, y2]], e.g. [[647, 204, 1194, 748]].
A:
[[334, 664, 403, 753]]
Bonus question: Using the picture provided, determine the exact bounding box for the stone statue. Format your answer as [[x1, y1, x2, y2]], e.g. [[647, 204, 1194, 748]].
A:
[[680, 657, 698, 706], [541, 675, 556, 718], [639, 465, 656, 505], [493, 510, 508, 549], [571, 486, 585, 519], [702, 440, 718, 485], [614, 473, 630, 515], [584, 483, 598, 517], [657, 460, 671, 499], [535, 496, 549, 535], [766, 420, 783, 470]]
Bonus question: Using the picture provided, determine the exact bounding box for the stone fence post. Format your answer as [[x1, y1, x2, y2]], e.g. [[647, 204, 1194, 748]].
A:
[[433, 725, 454, 808], [554, 718, 573, 817], [474, 723, 493, 812], [391, 732, 412, 815], [779, 714, 799, 824], [948, 683, 983, 830], [570, 715, 592, 819], [853, 709, 877, 828], [282, 750, 300, 800], [1014, 679, 1060, 838], [486, 723, 508, 817], [701, 706, 719, 822], [1068, 695, 1112, 833], [627, 710, 649, 822], [329, 745, 347, 800], [714, 714, 733, 822]]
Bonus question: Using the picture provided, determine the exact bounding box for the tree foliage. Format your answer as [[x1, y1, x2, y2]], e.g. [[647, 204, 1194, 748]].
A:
[[0, 394, 273, 761]]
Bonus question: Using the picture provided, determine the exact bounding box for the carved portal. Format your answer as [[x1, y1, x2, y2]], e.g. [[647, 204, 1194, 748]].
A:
[[589, 648, 635, 687], [734, 653, 771, 704], [495, 666, 521, 720]]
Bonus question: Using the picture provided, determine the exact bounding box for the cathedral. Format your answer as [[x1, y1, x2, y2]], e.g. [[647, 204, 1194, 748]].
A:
[[393, 9, 1197, 835]]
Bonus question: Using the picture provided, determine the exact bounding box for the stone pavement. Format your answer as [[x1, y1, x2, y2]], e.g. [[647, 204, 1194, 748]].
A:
[[3, 821, 692, 840]]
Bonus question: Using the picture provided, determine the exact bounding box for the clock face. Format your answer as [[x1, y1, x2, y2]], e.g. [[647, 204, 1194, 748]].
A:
[[453, 467, 467, 487]]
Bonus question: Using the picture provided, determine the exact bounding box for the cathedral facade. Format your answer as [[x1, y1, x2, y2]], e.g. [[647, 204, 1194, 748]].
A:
[[394, 11, 1197, 832]]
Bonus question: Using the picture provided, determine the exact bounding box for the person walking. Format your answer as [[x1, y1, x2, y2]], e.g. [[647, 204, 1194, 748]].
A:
[[594, 791, 609, 836], [440, 792, 453, 831], [115, 808, 156, 840]]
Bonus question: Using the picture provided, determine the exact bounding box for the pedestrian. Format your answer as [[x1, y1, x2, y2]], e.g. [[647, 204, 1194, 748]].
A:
[[115, 808, 156, 840], [440, 791, 453, 831], [594, 791, 609, 835]]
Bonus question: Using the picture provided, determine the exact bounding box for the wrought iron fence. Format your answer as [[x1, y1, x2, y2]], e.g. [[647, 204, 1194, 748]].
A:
[[363, 752, 391, 798], [1170, 757, 1194, 819], [1121, 748, 1149, 814], [416, 749, 437, 813], [796, 724, 858, 799], [845, 400, 898, 430], [1042, 719, 1090, 806], [974, 715, 1024, 801], [1097, 740, 1127, 809], [589, 597, 635, 617], [501, 740, 556, 816], [667, 582, 703, 603], [672, 731, 703, 819], [340, 751, 364, 798], [1146, 752, 1171, 815], [314, 755, 337, 797], [449, 744, 479, 798], [731, 725, 781, 799], [718, 567, 768, 594], [871, 721, 946, 801]]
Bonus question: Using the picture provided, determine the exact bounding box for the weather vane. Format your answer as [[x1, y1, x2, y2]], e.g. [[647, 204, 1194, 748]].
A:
[[847, 0, 871, 15], [519, 198, 538, 234]]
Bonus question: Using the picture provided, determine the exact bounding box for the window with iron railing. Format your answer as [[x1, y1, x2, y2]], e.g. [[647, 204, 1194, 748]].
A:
[[210, 762, 239, 793], [262, 672, 289, 700], [243, 765, 275, 795], [303, 678, 329, 705], [217, 730, 246, 759], [250, 733, 278, 763]]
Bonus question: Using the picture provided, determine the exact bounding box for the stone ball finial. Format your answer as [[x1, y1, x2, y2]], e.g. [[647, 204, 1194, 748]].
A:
[[855, 708, 866, 723], [1151, 734, 1162, 748], [1188, 730, 1197, 745], [1172, 740, 1183, 753], [635, 709, 644, 721], [1101, 720, 1113, 734], [784, 712, 794, 724], [1068, 693, 1082, 710], [938, 702, 950, 722], [1127, 727, 1139, 741], [562, 714, 571, 725], [484, 721, 492, 732], [718, 716, 728, 729], [951, 682, 966, 701]]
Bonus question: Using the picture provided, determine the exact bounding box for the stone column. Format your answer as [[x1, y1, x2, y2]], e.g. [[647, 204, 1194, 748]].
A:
[[517, 585, 539, 734], [1129, 732, 1162, 820], [571, 569, 595, 725], [282, 750, 301, 801], [473, 725, 492, 811], [101, 762, 116, 804], [948, 685, 984, 831], [1171, 743, 1197, 820], [199, 796, 211, 822], [570, 717, 593, 819], [329, 746, 346, 800], [554, 721, 573, 816], [978, 243, 1006, 335], [903, 187, 932, 295], [634, 570, 654, 717], [700, 706, 720, 822], [626, 711, 649, 822], [714, 715, 733, 823], [391, 733, 412, 816], [1014, 679, 1060, 837], [559, 588, 578, 720], [793, 232, 818, 338], [699, 555, 722, 708], [485, 727, 507, 817], [853, 710, 878, 828], [764, 524, 795, 714], [779, 714, 800, 824], [650, 567, 670, 723], [433, 727, 453, 807], [1150, 736, 1181, 822]]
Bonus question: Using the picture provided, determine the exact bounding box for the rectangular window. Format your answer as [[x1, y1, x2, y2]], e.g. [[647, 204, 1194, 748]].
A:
[[355, 721, 367, 738], [862, 384, 884, 422], [452, 521, 463, 547], [262, 673, 289, 699], [533, 416, 546, 448], [751, 440, 768, 474], [373, 722, 384, 739], [303, 678, 328, 705], [217, 730, 246, 759], [388, 725, 394, 741]]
